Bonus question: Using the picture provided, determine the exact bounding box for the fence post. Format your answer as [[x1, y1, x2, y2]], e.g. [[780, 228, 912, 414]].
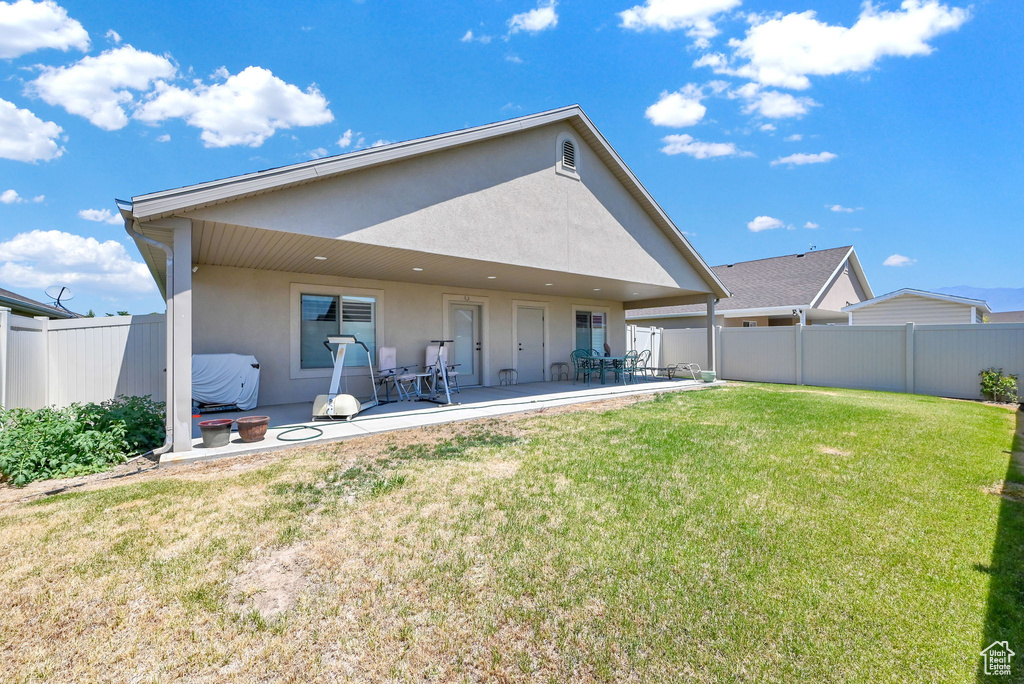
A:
[[905, 322, 915, 394], [0, 307, 8, 409], [715, 325, 723, 378], [34, 316, 50, 407], [795, 323, 803, 386]]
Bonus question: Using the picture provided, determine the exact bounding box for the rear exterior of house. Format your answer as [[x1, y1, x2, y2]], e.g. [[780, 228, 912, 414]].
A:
[[121, 106, 729, 453], [843, 289, 990, 325], [627, 246, 872, 329]]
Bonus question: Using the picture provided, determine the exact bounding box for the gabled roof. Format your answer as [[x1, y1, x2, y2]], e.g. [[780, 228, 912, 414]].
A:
[[0, 286, 76, 319], [121, 105, 729, 299], [842, 288, 992, 313], [627, 246, 869, 318]]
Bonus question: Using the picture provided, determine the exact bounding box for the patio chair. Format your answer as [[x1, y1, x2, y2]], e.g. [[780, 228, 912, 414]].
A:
[[570, 349, 596, 385], [635, 349, 653, 381], [614, 350, 640, 384], [377, 346, 417, 402], [425, 343, 460, 394]]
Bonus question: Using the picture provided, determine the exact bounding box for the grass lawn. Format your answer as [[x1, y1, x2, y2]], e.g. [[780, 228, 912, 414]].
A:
[[1, 384, 1021, 682]]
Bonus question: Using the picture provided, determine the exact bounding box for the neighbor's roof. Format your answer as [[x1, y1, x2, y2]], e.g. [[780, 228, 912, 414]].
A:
[[121, 105, 729, 300], [842, 288, 992, 313], [0, 286, 76, 319], [627, 246, 868, 318]]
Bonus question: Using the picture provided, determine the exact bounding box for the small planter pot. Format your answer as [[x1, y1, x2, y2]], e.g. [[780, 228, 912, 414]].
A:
[[236, 416, 270, 443], [700, 370, 717, 383], [198, 419, 234, 448]]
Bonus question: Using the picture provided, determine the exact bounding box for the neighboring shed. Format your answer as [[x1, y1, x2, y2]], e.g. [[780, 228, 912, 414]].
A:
[[842, 289, 990, 325]]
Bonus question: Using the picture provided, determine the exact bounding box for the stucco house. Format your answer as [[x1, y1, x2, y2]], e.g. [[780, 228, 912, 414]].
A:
[[843, 288, 991, 325], [118, 106, 730, 453], [626, 246, 872, 329]]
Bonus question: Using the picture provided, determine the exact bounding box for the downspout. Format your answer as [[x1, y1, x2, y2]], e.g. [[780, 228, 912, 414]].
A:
[[120, 202, 175, 460]]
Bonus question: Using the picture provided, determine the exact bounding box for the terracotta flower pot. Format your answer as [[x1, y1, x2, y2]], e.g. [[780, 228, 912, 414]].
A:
[[198, 419, 234, 448], [236, 416, 270, 443]]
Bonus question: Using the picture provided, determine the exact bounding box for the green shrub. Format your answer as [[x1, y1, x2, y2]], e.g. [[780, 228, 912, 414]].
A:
[[0, 396, 165, 487], [980, 368, 1019, 404]]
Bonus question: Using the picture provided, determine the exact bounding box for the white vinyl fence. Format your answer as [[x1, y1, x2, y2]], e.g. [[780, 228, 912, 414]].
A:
[[660, 322, 1024, 401], [626, 325, 663, 366], [0, 309, 166, 410]]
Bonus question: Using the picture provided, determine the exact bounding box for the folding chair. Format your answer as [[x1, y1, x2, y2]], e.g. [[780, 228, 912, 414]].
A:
[[376, 346, 417, 402]]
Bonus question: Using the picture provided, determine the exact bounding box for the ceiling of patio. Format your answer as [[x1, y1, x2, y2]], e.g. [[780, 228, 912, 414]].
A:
[[174, 220, 708, 303]]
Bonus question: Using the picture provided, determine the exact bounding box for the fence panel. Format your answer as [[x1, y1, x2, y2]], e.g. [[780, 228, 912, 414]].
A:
[[914, 323, 1024, 399], [720, 327, 797, 383], [802, 325, 907, 392], [627, 325, 663, 367], [5, 314, 48, 410], [47, 314, 166, 406], [660, 328, 709, 370]]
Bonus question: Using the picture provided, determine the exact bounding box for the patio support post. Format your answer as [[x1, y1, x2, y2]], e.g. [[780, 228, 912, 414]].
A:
[[154, 217, 194, 453], [0, 307, 8, 409], [706, 294, 716, 372]]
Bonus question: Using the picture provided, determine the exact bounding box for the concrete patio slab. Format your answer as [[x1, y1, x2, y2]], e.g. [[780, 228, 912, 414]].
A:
[[165, 377, 722, 465]]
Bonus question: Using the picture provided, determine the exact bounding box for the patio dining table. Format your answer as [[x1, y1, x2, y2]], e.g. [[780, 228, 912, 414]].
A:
[[583, 355, 626, 384]]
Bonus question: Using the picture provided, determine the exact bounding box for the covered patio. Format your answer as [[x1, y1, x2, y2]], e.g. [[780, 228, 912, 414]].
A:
[[170, 377, 721, 463]]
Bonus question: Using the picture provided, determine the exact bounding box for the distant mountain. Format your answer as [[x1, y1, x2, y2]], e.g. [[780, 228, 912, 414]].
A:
[[934, 286, 1024, 312]]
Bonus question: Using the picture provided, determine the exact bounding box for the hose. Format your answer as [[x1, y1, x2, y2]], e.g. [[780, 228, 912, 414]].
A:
[[272, 424, 325, 442]]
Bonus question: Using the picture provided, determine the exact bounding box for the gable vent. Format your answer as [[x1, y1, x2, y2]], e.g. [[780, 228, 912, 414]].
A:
[[561, 139, 576, 169]]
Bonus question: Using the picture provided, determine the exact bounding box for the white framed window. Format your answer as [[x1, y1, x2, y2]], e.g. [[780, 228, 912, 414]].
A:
[[290, 283, 383, 379], [742, 320, 758, 327], [555, 132, 580, 180], [573, 307, 608, 351]]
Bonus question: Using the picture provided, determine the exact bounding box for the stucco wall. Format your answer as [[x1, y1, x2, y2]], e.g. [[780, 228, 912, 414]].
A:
[[185, 123, 709, 294], [192, 265, 625, 406], [850, 294, 975, 325], [815, 260, 869, 312]]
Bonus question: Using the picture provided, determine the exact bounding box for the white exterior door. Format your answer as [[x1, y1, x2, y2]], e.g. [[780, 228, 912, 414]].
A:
[[516, 306, 545, 383], [450, 303, 482, 385]]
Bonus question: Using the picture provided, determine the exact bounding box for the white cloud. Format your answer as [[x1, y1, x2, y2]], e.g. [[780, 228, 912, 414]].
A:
[[337, 128, 352, 148], [660, 133, 750, 159], [747, 215, 786, 232], [32, 194, 44, 202], [508, 1, 558, 34], [105, 28, 121, 44], [505, 54, 524, 63], [619, 0, 740, 46], [28, 45, 176, 131], [0, 0, 89, 59], [0, 97, 63, 162], [0, 229, 154, 293], [785, 133, 802, 141], [727, 1, 970, 90], [804, 221, 820, 229], [771, 151, 837, 166], [883, 253, 916, 267], [1, 189, 23, 204], [645, 85, 706, 127], [734, 83, 817, 118], [369, 139, 392, 148], [827, 203, 861, 212], [135, 66, 334, 148], [306, 147, 329, 159], [155, 133, 170, 142], [78, 207, 121, 224], [461, 29, 492, 44], [759, 123, 776, 132]]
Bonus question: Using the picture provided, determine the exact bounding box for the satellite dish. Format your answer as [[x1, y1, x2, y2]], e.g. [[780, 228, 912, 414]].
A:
[[45, 285, 74, 310]]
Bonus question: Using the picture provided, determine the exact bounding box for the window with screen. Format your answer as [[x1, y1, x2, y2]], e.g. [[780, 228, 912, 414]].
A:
[[575, 311, 607, 351], [300, 294, 376, 369]]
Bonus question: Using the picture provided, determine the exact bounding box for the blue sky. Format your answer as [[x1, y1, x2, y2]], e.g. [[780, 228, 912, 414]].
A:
[[0, 0, 1021, 315]]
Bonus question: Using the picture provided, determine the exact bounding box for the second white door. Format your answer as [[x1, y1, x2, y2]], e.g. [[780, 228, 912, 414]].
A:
[[516, 306, 545, 383]]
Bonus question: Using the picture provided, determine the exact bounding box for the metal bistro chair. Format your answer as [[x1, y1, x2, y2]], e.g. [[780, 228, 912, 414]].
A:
[[635, 349, 653, 382], [570, 349, 596, 385], [613, 350, 640, 384]]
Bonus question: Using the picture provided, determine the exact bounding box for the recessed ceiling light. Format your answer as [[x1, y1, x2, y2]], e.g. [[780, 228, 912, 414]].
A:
[[593, 288, 601, 291], [487, 276, 497, 279], [632, 292, 639, 295], [412, 267, 423, 271], [313, 256, 327, 261], [544, 283, 553, 286]]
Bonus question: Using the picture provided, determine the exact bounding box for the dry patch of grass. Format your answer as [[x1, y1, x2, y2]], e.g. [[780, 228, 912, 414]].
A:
[[982, 480, 1024, 502]]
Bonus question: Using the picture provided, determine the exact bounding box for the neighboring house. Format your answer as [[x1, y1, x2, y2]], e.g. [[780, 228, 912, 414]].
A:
[[843, 288, 991, 325], [626, 245, 872, 329], [0, 287, 76, 319], [119, 105, 730, 452], [988, 310, 1024, 323]]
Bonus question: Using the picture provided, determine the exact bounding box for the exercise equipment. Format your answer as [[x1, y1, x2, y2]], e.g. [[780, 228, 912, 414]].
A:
[[312, 335, 380, 420]]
